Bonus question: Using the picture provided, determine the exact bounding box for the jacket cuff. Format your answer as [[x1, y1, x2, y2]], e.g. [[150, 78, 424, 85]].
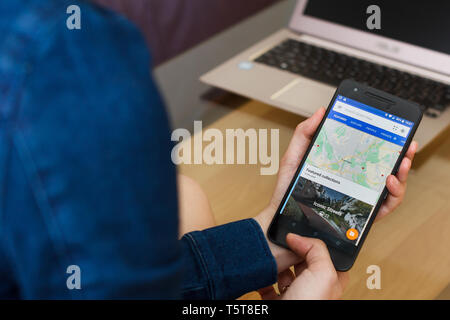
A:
[[182, 218, 277, 299]]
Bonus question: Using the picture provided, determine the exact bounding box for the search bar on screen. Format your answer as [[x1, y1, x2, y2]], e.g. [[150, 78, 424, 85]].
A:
[[333, 101, 410, 138]]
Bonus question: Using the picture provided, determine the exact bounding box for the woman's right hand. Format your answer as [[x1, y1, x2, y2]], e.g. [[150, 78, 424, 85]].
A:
[[259, 233, 349, 300]]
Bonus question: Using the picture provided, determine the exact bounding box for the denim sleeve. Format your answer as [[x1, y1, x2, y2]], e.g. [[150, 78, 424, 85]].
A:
[[180, 219, 277, 300], [0, 1, 277, 299], [1, 2, 182, 299]]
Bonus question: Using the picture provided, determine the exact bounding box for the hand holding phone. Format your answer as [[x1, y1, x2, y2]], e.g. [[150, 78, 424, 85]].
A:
[[255, 96, 418, 298], [258, 233, 349, 300], [255, 106, 417, 274], [268, 80, 422, 270]]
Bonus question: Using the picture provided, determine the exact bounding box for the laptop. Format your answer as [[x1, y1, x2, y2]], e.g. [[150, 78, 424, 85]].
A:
[[200, 0, 450, 152]]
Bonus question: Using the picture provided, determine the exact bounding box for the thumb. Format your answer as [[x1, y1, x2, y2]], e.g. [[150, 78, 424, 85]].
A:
[[286, 233, 334, 271]]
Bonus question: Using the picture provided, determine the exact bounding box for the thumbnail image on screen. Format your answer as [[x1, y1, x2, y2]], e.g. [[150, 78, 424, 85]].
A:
[[280, 95, 414, 246]]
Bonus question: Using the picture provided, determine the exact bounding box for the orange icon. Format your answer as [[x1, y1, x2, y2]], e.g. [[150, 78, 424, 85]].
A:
[[346, 228, 359, 241]]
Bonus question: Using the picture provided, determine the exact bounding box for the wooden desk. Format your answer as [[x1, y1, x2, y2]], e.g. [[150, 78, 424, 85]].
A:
[[179, 98, 450, 300]]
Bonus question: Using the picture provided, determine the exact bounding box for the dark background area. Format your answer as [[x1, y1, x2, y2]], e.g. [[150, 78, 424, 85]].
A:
[[93, 0, 280, 65], [304, 0, 450, 54]]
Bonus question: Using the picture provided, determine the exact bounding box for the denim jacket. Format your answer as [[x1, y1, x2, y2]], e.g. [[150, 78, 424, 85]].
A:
[[0, 1, 276, 299]]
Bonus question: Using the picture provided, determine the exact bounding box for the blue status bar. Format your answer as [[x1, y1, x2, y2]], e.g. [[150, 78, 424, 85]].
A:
[[336, 95, 414, 127], [330, 95, 414, 147]]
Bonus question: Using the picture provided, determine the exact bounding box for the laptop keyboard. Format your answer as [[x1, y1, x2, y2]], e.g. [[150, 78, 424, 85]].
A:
[[254, 39, 450, 117]]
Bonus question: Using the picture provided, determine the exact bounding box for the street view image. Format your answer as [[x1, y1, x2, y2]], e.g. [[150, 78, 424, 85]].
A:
[[286, 177, 373, 243]]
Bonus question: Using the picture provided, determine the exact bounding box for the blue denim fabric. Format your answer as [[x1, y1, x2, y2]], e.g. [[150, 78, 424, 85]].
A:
[[181, 219, 277, 299], [0, 0, 277, 299]]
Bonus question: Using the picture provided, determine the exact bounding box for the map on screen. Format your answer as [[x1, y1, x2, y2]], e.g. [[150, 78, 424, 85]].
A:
[[280, 95, 413, 246], [305, 118, 401, 193]]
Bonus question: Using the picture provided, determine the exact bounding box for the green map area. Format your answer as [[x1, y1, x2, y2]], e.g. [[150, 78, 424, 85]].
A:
[[306, 118, 402, 192]]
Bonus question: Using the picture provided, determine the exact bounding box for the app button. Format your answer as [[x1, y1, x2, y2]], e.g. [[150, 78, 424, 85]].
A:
[[346, 228, 359, 241]]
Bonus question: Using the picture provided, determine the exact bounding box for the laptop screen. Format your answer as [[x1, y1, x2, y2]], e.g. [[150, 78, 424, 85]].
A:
[[303, 0, 450, 55]]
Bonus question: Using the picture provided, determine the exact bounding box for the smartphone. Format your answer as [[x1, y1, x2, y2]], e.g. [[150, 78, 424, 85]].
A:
[[268, 79, 423, 271]]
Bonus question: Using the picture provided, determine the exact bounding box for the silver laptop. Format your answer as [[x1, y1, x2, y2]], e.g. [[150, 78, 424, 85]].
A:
[[201, 0, 450, 152]]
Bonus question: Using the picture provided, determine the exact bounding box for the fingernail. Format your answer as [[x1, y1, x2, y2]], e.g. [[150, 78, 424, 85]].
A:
[[287, 233, 302, 240], [387, 175, 396, 185]]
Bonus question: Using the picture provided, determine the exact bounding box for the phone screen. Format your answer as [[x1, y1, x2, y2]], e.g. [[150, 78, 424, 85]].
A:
[[279, 95, 415, 253]]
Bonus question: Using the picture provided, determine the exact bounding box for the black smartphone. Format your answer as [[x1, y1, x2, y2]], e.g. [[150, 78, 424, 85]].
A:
[[268, 79, 423, 271]]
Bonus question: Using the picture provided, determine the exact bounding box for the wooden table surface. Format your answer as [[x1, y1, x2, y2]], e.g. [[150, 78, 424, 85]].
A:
[[179, 97, 450, 300]]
